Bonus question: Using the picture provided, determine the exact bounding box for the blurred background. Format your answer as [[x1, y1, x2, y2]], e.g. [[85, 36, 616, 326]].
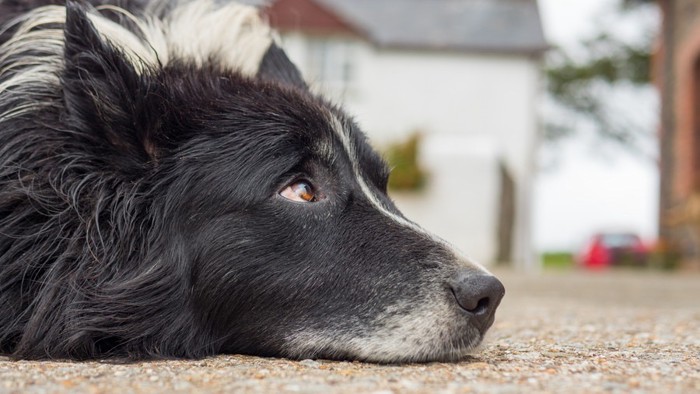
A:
[[253, 0, 693, 273]]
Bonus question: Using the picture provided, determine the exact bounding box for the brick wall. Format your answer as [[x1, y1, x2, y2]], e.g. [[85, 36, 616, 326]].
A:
[[658, 0, 700, 266]]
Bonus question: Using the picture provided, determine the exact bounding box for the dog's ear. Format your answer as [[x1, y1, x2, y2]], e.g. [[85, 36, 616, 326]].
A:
[[62, 1, 158, 170], [256, 43, 309, 90]]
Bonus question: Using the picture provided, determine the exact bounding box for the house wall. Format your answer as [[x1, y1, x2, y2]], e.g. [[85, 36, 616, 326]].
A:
[[279, 34, 542, 267], [346, 45, 541, 176]]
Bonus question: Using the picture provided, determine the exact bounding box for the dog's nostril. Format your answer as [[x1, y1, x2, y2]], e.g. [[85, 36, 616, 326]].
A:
[[451, 288, 490, 313], [470, 297, 490, 315]]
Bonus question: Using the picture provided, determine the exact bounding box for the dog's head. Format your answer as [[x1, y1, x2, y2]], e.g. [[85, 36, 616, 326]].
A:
[[5, 0, 504, 362]]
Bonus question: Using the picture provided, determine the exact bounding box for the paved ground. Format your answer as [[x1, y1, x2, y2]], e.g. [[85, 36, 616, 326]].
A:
[[1, 268, 699, 393]]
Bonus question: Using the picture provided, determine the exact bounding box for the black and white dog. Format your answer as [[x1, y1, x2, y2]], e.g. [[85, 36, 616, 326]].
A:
[[0, 0, 505, 362]]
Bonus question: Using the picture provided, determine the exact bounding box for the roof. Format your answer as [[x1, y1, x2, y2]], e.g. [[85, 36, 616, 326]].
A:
[[263, 0, 361, 36], [264, 0, 548, 55]]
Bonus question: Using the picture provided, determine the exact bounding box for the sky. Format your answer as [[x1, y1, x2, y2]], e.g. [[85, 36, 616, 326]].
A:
[[534, 0, 660, 251]]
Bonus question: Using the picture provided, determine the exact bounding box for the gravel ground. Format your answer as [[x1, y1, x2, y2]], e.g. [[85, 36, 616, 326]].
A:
[[1, 269, 699, 394]]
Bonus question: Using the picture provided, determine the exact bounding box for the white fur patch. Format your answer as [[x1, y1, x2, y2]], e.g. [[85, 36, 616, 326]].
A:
[[0, 9, 64, 122], [0, 1, 274, 123], [156, 0, 273, 76], [97, 0, 274, 74], [285, 296, 482, 362], [1, 1, 272, 77]]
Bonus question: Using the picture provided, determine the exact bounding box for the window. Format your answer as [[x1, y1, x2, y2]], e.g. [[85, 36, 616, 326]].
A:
[[306, 38, 354, 99]]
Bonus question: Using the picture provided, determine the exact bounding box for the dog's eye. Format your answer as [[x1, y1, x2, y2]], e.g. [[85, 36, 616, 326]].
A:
[[280, 180, 317, 203]]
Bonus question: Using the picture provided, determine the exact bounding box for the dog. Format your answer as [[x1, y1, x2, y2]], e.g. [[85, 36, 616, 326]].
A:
[[0, 0, 505, 362]]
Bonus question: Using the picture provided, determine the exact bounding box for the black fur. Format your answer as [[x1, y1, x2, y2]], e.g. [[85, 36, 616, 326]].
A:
[[258, 43, 308, 90], [0, 0, 504, 362]]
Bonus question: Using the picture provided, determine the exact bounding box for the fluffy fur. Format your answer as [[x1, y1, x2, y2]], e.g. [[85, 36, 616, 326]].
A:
[[0, 0, 504, 362]]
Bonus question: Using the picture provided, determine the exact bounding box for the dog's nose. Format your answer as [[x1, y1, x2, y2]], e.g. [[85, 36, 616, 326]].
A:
[[450, 271, 505, 330]]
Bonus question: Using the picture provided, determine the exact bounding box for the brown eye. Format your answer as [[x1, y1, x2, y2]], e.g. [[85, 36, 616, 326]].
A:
[[280, 180, 317, 202]]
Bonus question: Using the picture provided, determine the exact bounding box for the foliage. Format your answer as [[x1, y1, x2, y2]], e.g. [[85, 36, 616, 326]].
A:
[[545, 0, 657, 155], [385, 133, 427, 191], [546, 35, 652, 145], [541, 244, 682, 271], [647, 240, 682, 270], [548, 35, 651, 92], [541, 252, 575, 270]]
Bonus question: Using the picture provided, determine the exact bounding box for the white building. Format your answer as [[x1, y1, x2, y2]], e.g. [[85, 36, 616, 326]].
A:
[[262, 0, 547, 268]]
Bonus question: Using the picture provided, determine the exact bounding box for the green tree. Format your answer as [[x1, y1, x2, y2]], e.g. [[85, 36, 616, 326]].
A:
[[385, 133, 427, 191], [545, 0, 657, 156]]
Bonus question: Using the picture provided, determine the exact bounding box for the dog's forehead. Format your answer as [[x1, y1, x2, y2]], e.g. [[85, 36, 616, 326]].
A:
[[232, 87, 378, 171], [308, 113, 350, 163], [303, 109, 383, 175], [314, 111, 391, 189]]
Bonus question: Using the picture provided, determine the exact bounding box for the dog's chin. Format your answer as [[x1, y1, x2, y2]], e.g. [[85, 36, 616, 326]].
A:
[[376, 338, 486, 364], [403, 329, 487, 364], [430, 335, 487, 363], [283, 330, 485, 364], [281, 305, 489, 364]]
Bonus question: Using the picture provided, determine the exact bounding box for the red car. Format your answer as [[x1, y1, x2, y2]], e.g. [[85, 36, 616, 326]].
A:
[[578, 233, 648, 269]]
